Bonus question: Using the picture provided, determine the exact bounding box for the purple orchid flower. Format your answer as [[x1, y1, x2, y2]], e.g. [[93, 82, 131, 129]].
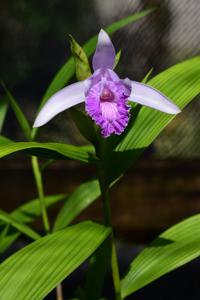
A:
[[33, 29, 180, 137]]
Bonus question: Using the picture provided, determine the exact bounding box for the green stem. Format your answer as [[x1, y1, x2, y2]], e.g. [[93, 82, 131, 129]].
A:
[[98, 167, 122, 300], [31, 156, 50, 233]]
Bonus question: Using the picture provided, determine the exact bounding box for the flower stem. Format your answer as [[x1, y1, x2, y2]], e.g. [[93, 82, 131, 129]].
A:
[[31, 156, 50, 233], [98, 167, 122, 300]]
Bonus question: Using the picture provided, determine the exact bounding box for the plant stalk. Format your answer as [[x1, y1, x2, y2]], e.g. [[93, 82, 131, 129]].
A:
[[98, 167, 122, 300], [31, 156, 50, 233], [56, 283, 64, 300]]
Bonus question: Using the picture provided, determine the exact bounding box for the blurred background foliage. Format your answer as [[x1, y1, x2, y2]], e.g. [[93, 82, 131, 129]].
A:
[[0, 0, 199, 157]]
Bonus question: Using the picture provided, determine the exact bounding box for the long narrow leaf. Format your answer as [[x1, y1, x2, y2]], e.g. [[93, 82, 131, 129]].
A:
[[53, 179, 100, 231], [0, 141, 96, 163], [121, 214, 200, 297], [0, 98, 8, 133], [0, 222, 110, 300], [1, 82, 32, 140]]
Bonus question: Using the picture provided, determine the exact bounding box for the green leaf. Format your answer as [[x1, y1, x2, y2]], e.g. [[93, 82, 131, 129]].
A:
[[31, 8, 155, 139], [11, 194, 67, 224], [69, 34, 91, 81], [0, 141, 97, 163], [53, 179, 100, 231], [121, 214, 200, 297], [0, 194, 66, 254], [0, 210, 40, 240], [84, 238, 111, 300], [142, 68, 154, 83], [0, 222, 110, 300], [0, 97, 8, 133], [104, 56, 200, 184], [114, 50, 122, 69], [0, 135, 12, 144], [1, 82, 32, 140]]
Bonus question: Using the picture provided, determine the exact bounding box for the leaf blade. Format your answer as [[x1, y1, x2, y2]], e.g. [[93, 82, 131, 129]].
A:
[[1, 82, 32, 140], [0, 141, 96, 163], [121, 214, 200, 297], [53, 179, 100, 231], [0, 222, 110, 300]]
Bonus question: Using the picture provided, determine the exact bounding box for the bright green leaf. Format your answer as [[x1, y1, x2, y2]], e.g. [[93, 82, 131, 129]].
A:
[[0, 141, 97, 163], [53, 179, 100, 231], [121, 214, 200, 297], [0, 222, 110, 300]]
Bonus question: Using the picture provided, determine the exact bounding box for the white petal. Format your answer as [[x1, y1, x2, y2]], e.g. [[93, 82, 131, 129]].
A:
[[33, 82, 85, 127], [92, 29, 116, 71], [128, 81, 181, 114]]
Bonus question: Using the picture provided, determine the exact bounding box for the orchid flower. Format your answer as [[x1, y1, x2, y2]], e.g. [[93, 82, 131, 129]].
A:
[[33, 29, 180, 138]]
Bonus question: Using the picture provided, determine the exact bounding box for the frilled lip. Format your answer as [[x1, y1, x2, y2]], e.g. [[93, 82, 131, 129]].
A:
[[33, 29, 181, 129]]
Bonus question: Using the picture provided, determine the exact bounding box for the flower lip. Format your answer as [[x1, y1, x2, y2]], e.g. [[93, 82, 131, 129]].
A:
[[100, 86, 115, 102]]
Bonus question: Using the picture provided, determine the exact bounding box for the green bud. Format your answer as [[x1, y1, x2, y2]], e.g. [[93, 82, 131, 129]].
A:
[[68, 34, 91, 81]]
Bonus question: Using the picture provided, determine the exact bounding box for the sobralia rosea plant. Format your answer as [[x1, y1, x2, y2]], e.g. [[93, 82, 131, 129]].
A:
[[0, 8, 200, 300]]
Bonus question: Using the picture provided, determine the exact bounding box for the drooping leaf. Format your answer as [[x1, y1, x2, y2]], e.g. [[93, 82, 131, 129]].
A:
[[31, 8, 155, 139], [1, 82, 32, 140], [0, 210, 40, 240], [69, 34, 91, 81], [0, 194, 66, 254], [53, 179, 100, 231], [0, 222, 110, 300], [0, 141, 97, 163], [121, 214, 200, 297], [104, 56, 200, 184], [0, 98, 8, 133]]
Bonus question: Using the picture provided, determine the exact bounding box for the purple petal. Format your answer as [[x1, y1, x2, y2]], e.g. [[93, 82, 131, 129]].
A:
[[33, 82, 85, 127], [92, 29, 116, 71], [85, 74, 130, 138], [127, 80, 181, 114]]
